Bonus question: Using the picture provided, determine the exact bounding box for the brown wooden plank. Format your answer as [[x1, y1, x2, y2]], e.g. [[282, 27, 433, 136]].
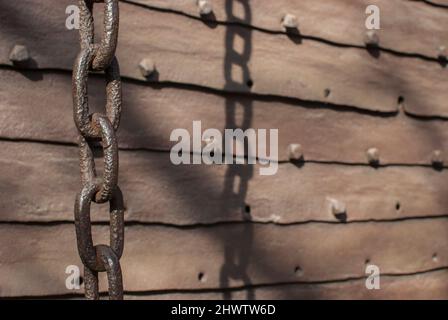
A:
[[1, 220, 447, 296], [17, 270, 448, 299], [2, 1, 448, 116], [130, 0, 448, 59], [2, 69, 448, 165], [419, 0, 448, 7], [2, 140, 448, 224], [124, 269, 448, 299]]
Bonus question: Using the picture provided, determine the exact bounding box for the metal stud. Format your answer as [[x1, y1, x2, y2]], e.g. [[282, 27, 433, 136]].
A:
[[287, 144, 303, 161], [431, 150, 443, 166], [364, 30, 379, 47], [438, 45, 446, 57], [9, 44, 30, 63], [282, 13, 298, 29], [138, 58, 156, 78], [198, 0, 213, 16], [329, 198, 347, 222], [366, 147, 379, 165]]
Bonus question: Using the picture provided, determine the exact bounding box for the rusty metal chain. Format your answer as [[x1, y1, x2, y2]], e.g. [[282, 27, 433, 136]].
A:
[[72, 0, 124, 300]]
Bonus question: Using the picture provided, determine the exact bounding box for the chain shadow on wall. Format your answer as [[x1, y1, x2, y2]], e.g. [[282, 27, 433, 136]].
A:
[[218, 0, 254, 300]]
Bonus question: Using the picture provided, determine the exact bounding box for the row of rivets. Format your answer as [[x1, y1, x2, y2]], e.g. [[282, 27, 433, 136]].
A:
[[8, 14, 448, 65], [287, 144, 444, 166], [281, 13, 379, 48], [329, 199, 405, 222], [193, 0, 446, 59]]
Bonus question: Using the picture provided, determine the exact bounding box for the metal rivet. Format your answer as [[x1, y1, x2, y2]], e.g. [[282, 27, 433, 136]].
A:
[[431, 150, 443, 166], [294, 266, 304, 277], [198, 0, 213, 15], [9, 44, 30, 63], [287, 144, 303, 161], [432, 253, 439, 263], [198, 272, 207, 282], [282, 13, 298, 29], [138, 58, 156, 78], [438, 45, 446, 59], [364, 30, 379, 47], [366, 147, 380, 165], [329, 198, 347, 221], [202, 136, 214, 147]]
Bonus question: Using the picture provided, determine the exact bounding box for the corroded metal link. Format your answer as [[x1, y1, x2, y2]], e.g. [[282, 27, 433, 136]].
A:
[[84, 245, 124, 300], [74, 0, 123, 300], [73, 47, 121, 139], [74, 184, 125, 272], [84, 266, 99, 300], [79, 114, 119, 203], [79, 0, 119, 71]]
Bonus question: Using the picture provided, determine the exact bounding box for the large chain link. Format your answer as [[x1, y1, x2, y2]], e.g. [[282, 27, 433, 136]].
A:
[[72, 0, 124, 300]]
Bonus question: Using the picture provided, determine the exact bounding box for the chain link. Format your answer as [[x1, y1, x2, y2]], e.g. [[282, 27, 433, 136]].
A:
[[72, 0, 124, 300], [78, 0, 119, 70]]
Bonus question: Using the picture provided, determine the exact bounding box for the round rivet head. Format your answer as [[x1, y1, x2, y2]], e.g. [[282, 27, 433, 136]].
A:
[[329, 198, 347, 222], [282, 13, 298, 29], [431, 150, 443, 166], [331, 200, 346, 215], [9, 44, 30, 63], [198, 0, 213, 15], [366, 147, 380, 165], [364, 30, 379, 46], [438, 46, 447, 59], [138, 58, 156, 78], [287, 144, 303, 161]]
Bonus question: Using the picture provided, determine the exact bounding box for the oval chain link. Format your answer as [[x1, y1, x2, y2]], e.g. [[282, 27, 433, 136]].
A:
[[72, 0, 124, 300], [74, 184, 124, 271], [78, 0, 119, 71], [79, 114, 119, 203], [73, 47, 121, 139]]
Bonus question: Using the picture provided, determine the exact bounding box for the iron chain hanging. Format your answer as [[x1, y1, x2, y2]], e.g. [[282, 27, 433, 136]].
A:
[[72, 0, 124, 300]]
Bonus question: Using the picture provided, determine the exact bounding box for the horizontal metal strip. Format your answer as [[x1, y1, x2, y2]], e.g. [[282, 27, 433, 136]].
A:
[[1, 69, 448, 164], [1, 220, 447, 296], [1, 1, 448, 116], [1, 140, 448, 224]]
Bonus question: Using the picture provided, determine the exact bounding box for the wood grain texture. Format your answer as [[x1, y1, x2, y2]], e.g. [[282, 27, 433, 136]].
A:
[[1, 220, 447, 296], [2, 69, 448, 165], [1, 0, 448, 116], [124, 269, 448, 300], [418, 0, 448, 7], [2, 140, 448, 224], [130, 0, 448, 58]]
